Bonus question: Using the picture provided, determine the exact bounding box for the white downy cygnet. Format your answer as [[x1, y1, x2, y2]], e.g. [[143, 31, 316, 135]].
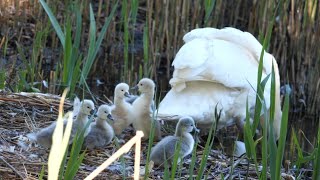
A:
[[125, 94, 156, 111], [150, 116, 199, 166], [27, 98, 95, 148], [132, 78, 161, 141], [111, 83, 134, 135], [84, 105, 114, 149]]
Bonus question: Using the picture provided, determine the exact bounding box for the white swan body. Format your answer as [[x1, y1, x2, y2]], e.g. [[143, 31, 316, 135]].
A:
[[158, 27, 282, 139]]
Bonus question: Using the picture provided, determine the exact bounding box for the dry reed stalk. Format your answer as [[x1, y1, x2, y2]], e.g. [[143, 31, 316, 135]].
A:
[[134, 131, 142, 179], [84, 131, 144, 180], [48, 88, 73, 180], [1, 0, 319, 119]]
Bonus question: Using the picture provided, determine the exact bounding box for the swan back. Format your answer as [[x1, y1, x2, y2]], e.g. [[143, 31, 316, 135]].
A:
[[158, 27, 282, 139]]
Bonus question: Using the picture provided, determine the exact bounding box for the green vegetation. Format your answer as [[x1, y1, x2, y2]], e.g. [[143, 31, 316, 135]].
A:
[[0, 0, 319, 179], [38, 0, 118, 96]]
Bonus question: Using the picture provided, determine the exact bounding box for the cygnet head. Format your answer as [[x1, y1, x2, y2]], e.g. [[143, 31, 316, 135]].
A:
[[97, 105, 113, 121], [136, 78, 155, 94], [176, 116, 199, 136], [81, 100, 95, 115], [115, 83, 130, 99]]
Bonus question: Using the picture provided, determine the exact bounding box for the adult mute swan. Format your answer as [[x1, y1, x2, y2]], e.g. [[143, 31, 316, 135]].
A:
[[158, 27, 282, 139]]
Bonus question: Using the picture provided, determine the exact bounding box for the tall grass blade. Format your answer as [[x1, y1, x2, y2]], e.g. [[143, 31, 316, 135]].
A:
[[38, 165, 45, 180], [163, 156, 170, 180], [48, 89, 72, 180], [143, 24, 149, 77], [122, 0, 129, 80], [80, 3, 96, 85], [292, 129, 305, 170], [0, 70, 5, 89], [143, 110, 157, 179], [312, 120, 320, 180], [15, 42, 31, 81], [63, 117, 92, 179], [93, 1, 118, 60], [204, 0, 216, 25], [188, 137, 198, 180], [274, 83, 290, 179], [252, 0, 282, 136], [269, 65, 277, 180], [73, 1, 82, 52], [171, 139, 182, 178], [39, 0, 65, 48], [196, 105, 220, 180], [58, 148, 68, 180], [63, 19, 73, 85], [244, 98, 260, 175], [80, 2, 118, 85], [130, 0, 139, 25]]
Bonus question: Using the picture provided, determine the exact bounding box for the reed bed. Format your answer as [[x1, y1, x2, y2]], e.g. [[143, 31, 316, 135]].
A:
[[0, 0, 319, 118], [0, 0, 319, 179]]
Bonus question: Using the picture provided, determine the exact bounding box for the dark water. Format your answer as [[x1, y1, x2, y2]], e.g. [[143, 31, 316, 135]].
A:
[[285, 115, 318, 161]]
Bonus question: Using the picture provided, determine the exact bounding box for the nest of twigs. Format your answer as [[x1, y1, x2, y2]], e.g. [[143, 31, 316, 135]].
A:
[[0, 91, 297, 180]]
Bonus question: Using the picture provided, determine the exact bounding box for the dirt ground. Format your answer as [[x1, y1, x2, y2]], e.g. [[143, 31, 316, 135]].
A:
[[0, 91, 305, 180]]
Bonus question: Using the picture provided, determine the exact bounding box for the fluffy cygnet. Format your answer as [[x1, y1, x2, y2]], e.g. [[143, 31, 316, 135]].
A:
[[84, 105, 114, 149], [111, 83, 134, 135], [132, 78, 161, 140], [150, 116, 199, 166], [125, 94, 156, 111], [27, 98, 95, 148]]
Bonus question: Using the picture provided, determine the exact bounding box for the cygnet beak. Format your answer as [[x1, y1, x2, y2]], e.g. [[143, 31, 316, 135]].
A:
[[90, 109, 95, 115], [131, 85, 139, 90], [107, 114, 114, 121], [124, 92, 130, 97], [193, 127, 200, 133]]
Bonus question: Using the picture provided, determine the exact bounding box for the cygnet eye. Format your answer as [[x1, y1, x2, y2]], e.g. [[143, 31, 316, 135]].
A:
[[104, 111, 108, 113], [140, 83, 143, 86], [87, 106, 90, 109], [121, 89, 124, 91]]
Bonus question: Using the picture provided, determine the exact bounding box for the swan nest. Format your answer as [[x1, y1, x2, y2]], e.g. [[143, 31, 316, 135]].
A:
[[0, 91, 297, 179]]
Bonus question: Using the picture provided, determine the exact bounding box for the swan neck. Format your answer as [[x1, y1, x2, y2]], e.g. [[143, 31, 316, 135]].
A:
[[141, 91, 154, 102], [175, 128, 186, 137], [114, 96, 125, 106], [96, 118, 107, 129]]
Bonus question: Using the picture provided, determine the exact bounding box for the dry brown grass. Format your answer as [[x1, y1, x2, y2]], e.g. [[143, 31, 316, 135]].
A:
[[1, 0, 318, 120], [0, 1, 319, 166]]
